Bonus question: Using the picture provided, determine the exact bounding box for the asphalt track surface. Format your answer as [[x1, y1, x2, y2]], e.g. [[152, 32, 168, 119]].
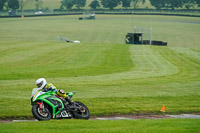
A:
[[160, 20, 200, 24], [1, 114, 200, 123], [94, 114, 200, 120]]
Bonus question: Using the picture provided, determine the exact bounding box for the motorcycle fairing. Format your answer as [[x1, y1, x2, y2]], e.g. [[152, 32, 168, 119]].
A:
[[31, 91, 64, 118]]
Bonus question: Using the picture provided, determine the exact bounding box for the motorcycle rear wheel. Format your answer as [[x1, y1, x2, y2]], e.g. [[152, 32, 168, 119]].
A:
[[32, 104, 52, 121], [71, 101, 90, 120]]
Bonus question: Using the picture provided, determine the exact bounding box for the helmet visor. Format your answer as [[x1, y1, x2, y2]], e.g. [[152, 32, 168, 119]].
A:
[[36, 81, 43, 88]]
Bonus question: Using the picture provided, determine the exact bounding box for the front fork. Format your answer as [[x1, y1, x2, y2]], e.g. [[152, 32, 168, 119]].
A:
[[36, 101, 45, 112]]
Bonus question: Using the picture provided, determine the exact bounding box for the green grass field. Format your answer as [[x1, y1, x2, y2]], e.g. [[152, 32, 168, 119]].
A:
[[1, 119, 200, 133], [0, 15, 200, 132]]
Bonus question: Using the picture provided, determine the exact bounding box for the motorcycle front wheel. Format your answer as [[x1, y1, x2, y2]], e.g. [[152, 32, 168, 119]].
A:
[[32, 104, 52, 121]]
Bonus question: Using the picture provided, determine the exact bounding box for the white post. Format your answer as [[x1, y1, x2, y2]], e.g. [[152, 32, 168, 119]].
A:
[[149, 27, 152, 45], [132, 11, 134, 32], [141, 28, 144, 44], [134, 26, 136, 33]]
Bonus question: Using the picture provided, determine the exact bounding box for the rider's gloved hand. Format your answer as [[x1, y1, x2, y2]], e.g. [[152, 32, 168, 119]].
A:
[[43, 87, 52, 92]]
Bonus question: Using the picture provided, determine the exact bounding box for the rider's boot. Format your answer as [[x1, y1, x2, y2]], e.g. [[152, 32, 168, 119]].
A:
[[65, 96, 74, 105]]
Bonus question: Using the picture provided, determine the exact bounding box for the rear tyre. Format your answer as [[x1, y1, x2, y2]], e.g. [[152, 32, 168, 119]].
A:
[[71, 101, 90, 120], [32, 104, 52, 121]]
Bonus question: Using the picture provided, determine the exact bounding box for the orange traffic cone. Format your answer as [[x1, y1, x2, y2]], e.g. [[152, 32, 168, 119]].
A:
[[160, 105, 165, 112]]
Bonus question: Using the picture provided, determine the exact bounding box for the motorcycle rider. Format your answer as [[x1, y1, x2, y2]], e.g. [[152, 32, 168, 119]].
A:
[[35, 78, 73, 105]]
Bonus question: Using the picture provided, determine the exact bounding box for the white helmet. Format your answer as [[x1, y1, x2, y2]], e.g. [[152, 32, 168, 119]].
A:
[[36, 78, 47, 90]]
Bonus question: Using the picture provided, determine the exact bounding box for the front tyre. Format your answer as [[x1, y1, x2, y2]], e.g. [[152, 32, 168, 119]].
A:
[[32, 104, 52, 121], [71, 101, 90, 120]]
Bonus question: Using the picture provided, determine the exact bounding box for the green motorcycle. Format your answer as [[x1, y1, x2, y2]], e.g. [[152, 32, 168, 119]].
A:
[[31, 88, 90, 121]]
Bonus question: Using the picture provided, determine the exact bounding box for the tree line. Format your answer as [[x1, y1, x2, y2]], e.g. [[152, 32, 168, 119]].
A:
[[1, 0, 200, 12], [149, 0, 200, 10], [60, 0, 200, 10], [0, 0, 43, 12]]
